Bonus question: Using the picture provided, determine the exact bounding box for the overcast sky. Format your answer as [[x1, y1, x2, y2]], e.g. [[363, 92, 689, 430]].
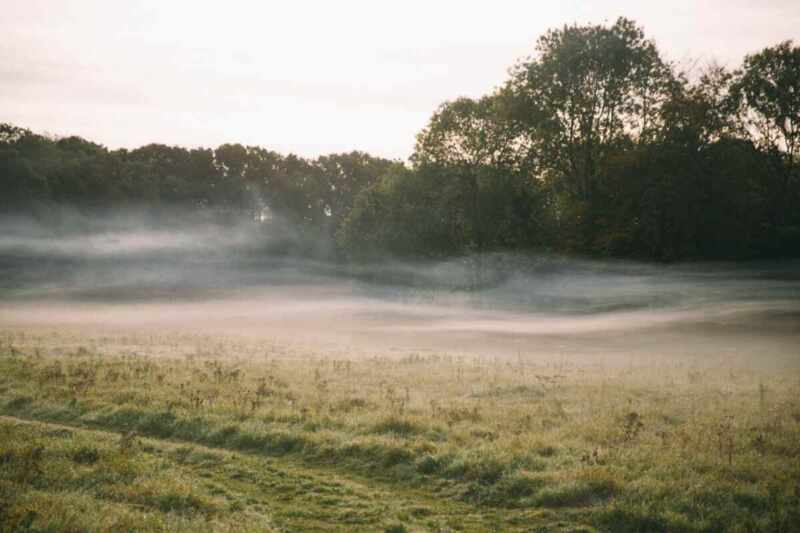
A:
[[2, 0, 798, 160]]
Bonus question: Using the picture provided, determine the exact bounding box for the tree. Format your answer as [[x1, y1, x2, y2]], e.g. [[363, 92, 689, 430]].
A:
[[412, 95, 536, 174], [730, 41, 800, 234], [0, 124, 50, 210], [0, 148, 49, 211], [411, 95, 545, 254], [505, 17, 675, 203], [657, 65, 739, 149], [337, 166, 463, 258], [730, 41, 800, 160], [314, 152, 399, 232]]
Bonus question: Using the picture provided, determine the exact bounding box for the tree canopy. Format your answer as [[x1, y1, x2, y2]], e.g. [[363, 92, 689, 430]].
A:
[[2, 19, 798, 261]]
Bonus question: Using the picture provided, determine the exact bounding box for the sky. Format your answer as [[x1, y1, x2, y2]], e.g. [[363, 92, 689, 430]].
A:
[[2, 0, 798, 161]]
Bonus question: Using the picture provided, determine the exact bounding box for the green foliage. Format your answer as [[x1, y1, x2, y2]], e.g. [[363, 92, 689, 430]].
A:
[[2, 22, 799, 261], [0, 127, 395, 255], [338, 22, 800, 261], [731, 40, 800, 160], [506, 17, 675, 200]]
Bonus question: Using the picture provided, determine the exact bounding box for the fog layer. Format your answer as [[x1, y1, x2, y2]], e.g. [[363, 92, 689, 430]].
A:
[[1, 215, 798, 365]]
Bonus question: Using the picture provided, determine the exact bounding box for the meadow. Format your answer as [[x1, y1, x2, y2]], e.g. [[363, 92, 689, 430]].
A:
[[1, 325, 798, 532], [4, 6, 800, 531]]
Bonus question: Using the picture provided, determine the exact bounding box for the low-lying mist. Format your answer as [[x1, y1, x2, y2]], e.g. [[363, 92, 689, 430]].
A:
[[2, 213, 798, 366]]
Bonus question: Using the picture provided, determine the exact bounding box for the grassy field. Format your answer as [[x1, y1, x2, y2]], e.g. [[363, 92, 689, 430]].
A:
[[1, 327, 799, 532]]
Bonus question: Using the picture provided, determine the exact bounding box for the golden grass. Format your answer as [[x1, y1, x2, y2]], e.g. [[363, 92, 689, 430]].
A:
[[1, 327, 799, 531]]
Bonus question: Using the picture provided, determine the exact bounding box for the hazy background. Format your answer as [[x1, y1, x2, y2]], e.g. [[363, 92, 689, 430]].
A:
[[3, 0, 799, 159], [2, 2, 799, 366], [2, 217, 798, 366]]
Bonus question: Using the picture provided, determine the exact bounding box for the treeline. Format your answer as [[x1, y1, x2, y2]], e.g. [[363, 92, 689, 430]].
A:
[[0, 125, 400, 244], [342, 19, 800, 260], [2, 18, 799, 261]]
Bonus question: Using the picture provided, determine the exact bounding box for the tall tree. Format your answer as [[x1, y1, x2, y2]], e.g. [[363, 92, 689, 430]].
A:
[[412, 95, 536, 174], [411, 95, 545, 253], [505, 17, 675, 203], [730, 41, 800, 232], [730, 41, 800, 160]]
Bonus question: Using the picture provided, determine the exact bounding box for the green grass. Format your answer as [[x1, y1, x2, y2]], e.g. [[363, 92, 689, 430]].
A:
[[0, 328, 799, 531]]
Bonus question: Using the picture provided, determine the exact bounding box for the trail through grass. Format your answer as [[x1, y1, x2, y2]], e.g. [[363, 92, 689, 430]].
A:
[[1, 328, 799, 531]]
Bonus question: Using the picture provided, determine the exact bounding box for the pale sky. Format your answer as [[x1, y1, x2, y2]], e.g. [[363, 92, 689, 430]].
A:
[[2, 1, 798, 160]]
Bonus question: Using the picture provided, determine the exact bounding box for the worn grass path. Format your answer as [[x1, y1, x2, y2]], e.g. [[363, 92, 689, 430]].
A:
[[0, 415, 595, 532]]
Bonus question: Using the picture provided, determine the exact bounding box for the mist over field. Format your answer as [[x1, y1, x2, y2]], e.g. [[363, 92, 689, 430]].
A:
[[2, 214, 798, 366], [2, 8, 800, 529]]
